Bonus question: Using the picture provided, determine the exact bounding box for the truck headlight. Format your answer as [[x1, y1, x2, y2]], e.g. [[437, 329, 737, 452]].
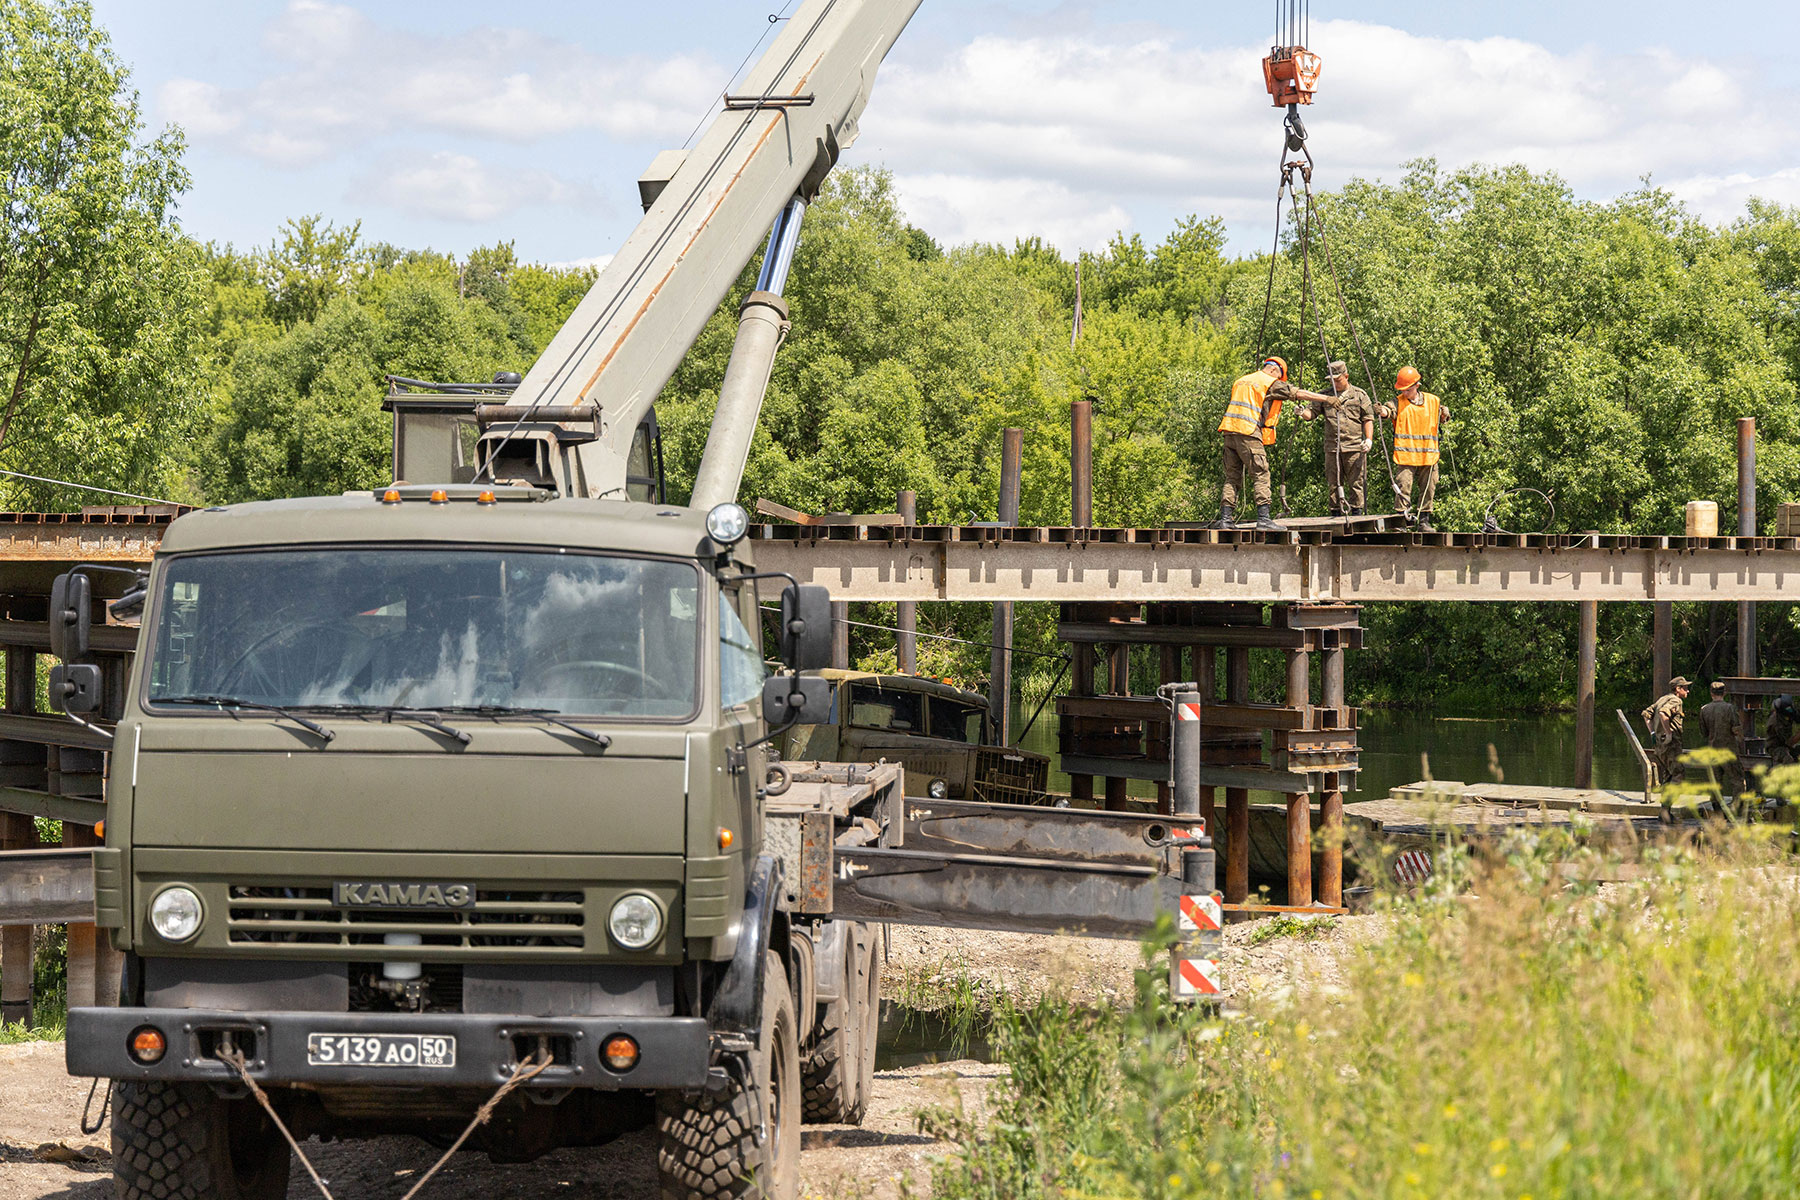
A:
[[608, 893, 664, 950], [705, 502, 749, 546], [149, 886, 203, 943], [928, 778, 950, 799]]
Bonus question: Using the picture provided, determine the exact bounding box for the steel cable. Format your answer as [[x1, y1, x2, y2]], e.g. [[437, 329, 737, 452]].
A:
[[1301, 174, 1403, 507]]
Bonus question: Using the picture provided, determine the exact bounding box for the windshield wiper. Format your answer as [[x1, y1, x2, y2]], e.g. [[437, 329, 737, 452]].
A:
[[436, 705, 612, 748], [158, 695, 335, 742], [290, 704, 471, 746]]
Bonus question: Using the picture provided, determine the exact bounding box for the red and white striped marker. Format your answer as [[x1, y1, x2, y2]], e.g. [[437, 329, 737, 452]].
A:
[[1176, 701, 1201, 722], [1169, 820, 1207, 840], [1179, 892, 1223, 933], [1394, 849, 1433, 885], [1172, 953, 1222, 999]]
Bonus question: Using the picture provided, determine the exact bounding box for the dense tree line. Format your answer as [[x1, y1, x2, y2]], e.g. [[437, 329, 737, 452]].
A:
[[5, 0, 1797, 710]]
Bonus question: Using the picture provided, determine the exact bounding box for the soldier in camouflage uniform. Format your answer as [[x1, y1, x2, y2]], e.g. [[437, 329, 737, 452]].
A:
[[1766, 695, 1798, 767], [1697, 680, 1745, 805], [1302, 360, 1392, 516], [1643, 675, 1690, 785]]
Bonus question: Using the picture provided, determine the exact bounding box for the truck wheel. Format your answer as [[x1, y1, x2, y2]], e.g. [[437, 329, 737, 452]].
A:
[[801, 928, 861, 1124], [112, 1079, 291, 1200], [658, 951, 799, 1199]]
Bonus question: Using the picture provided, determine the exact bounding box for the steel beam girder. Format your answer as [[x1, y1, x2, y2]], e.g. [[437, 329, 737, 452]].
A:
[[827, 846, 1180, 940], [900, 798, 1192, 870], [753, 540, 1800, 603], [0, 847, 93, 924]]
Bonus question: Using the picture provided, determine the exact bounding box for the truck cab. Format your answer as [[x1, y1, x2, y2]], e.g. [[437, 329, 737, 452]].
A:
[[783, 669, 1051, 804], [58, 486, 885, 1199]]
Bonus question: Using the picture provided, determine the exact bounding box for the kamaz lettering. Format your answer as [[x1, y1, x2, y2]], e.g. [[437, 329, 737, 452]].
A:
[[333, 882, 473, 909]]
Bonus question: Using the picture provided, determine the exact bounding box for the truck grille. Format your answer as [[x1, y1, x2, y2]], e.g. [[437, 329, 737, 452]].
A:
[[226, 886, 586, 950], [968, 747, 1048, 806]]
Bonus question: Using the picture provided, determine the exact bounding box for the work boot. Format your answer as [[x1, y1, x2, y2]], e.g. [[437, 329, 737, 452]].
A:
[[1254, 504, 1286, 532], [1213, 504, 1236, 530], [1417, 513, 1437, 533]]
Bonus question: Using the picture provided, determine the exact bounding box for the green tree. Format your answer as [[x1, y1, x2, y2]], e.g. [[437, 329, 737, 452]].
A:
[[0, 0, 205, 508]]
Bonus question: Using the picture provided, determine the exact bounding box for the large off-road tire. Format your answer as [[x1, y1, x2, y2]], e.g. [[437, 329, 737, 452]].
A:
[[801, 926, 862, 1124], [657, 951, 800, 1200], [111, 1079, 291, 1200]]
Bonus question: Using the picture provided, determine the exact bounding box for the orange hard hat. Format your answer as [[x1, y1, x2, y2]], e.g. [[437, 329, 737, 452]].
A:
[[1394, 365, 1422, 391], [1261, 355, 1288, 380]]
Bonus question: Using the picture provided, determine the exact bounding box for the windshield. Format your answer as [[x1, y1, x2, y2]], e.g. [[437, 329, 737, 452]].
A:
[[145, 548, 701, 719]]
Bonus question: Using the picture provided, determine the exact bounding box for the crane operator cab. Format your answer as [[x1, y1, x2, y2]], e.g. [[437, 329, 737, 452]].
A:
[[381, 374, 665, 502]]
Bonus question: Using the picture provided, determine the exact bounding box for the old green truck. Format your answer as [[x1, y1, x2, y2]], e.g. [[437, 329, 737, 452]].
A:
[[55, 488, 896, 1198]]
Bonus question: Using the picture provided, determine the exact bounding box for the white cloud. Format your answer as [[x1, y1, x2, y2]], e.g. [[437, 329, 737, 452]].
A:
[[855, 19, 1799, 251], [893, 174, 1132, 253], [160, 0, 721, 168], [356, 152, 602, 224], [546, 253, 615, 273]]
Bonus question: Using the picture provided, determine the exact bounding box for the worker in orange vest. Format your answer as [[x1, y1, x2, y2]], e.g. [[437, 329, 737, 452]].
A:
[[1389, 365, 1449, 531], [1215, 355, 1332, 531]]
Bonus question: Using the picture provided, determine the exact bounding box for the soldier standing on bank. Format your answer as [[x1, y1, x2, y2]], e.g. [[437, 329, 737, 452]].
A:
[[1643, 675, 1690, 785], [1390, 366, 1449, 530], [1698, 680, 1745, 805], [1302, 360, 1391, 516], [1215, 355, 1333, 532], [1767, 695, 1798, 767]]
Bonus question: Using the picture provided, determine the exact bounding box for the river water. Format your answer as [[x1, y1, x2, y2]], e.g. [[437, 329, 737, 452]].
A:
[[1013, 705, 1648, 804]]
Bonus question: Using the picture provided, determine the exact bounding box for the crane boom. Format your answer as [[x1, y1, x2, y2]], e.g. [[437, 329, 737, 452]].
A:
[[504, 0, 922, 499]]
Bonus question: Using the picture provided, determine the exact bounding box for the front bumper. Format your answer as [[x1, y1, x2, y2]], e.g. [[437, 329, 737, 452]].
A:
[[67, 1007, 711, 1090]]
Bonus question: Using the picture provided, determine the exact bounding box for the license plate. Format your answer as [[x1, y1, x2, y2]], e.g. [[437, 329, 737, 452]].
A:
[[306, 1033, 456, 1069]]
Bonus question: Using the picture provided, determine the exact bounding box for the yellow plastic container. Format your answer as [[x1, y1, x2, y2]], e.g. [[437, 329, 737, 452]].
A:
[[1685, 500, 1719, 537]]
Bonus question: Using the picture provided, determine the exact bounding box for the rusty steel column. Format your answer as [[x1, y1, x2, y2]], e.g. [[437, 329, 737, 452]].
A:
[[1225, 646, 1250, 904], [1157, 643, 1180, 814], [831, 601, 850, 670], [1738, 417, 1757, 677], [1105, 644, 1130, 810], [1197, 645, 1218, 835], [1071, 400, 1092, 527], [896, 490, 917, 674], [1576, 600, 1597, 790], [991, 429, 1022, 743], [1284, 648, 1312, 907], [1, 643, 38, 1027], [1319, 645, 1346, 908], [1653, 601, 1672, 698]]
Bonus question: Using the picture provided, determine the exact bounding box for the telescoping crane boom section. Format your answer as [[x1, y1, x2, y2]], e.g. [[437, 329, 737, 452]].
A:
[[499, 0, 922, 500]]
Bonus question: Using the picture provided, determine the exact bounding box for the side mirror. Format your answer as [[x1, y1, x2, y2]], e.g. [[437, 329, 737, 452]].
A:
[[49, 572, 92, 661], [779, 584, 832, 672], [50, 663, 102, 715], [108, 575, 149, 622], [762, 674, 832, 726]]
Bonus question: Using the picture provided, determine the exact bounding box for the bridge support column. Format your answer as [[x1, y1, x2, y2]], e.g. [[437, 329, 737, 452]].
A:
[[1576, 600, 1597, 790], [896, 491, 917, 674], [1319, 645, 1346, 908], [1225, 646, 1250, 903], [1284, 649, 1312, 906], [1653, 601, 1672, 698]]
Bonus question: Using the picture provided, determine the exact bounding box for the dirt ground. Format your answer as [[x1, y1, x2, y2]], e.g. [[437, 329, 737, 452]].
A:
[[0, 917, 1368, 1199]]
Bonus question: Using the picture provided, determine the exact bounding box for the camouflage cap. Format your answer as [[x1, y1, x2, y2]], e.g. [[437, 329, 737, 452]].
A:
[[1711, 680, 1726, 694], [1328, 360, 1348, 376], [1669, 675, 1692, 689]]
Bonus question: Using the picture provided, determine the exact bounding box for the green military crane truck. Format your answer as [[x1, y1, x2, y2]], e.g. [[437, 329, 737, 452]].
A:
[[48, 4, 1216, 1196], [56, 489, 888, 1198]]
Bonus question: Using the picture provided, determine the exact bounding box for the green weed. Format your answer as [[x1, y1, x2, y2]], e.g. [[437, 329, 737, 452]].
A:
[[924, 826, 1800, 1198], [1243, 914, 1339, 946]]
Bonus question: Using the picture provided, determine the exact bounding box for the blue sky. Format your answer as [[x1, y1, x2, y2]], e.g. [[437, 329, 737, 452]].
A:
[[92, 2, 1800, 264]]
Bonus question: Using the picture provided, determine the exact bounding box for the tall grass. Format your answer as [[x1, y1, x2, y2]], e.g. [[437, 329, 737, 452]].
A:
[[922, 824, 1800, 1198]]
